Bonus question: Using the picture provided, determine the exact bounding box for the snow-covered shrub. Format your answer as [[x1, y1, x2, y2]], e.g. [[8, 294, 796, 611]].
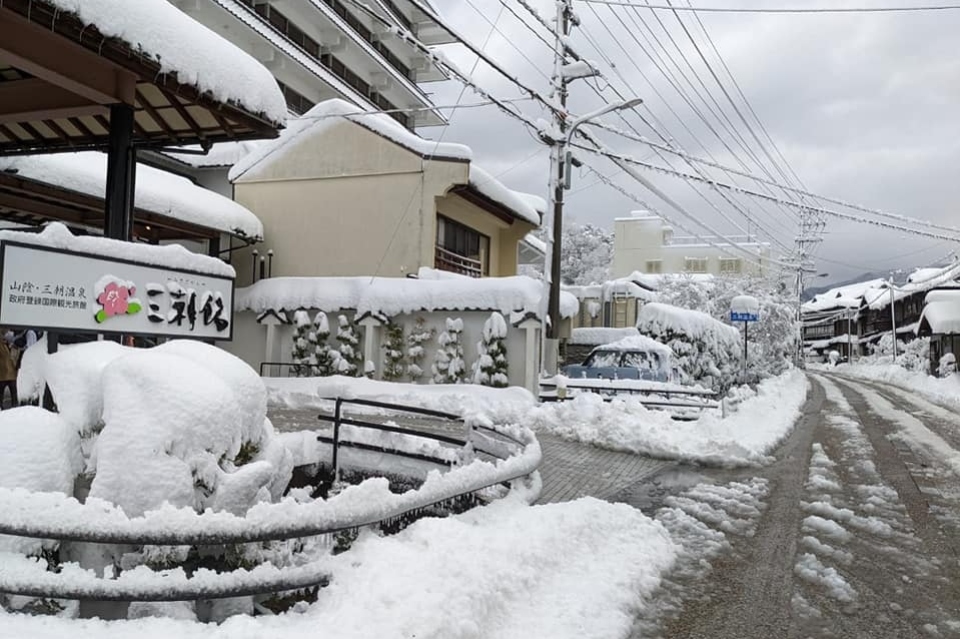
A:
[[432, 318, 465, 384], [336, 314, 362, 376], [406, 317, 434, 381], [899, 337, 930, 373], [657, 274, 797, 378], [291, 310, 317, 376], [938, 353, 956, 377], [474, 312, 509, 387], [637, 303, 741, 394], [312, 311, 340, 377], [381, 321, 406, 381]]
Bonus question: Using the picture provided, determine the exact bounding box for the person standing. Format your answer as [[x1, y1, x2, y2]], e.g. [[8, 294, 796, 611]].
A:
[[0, 329, 18, 408]]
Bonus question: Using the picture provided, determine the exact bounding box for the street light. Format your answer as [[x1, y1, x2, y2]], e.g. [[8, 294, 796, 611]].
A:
[[543, 97, 643, 375]]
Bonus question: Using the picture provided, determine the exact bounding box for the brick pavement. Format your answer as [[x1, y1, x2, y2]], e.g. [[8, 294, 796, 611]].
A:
[[268, 407, 671, 505]]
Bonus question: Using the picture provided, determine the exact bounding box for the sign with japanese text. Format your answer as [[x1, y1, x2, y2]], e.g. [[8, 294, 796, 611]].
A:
[[0, 241, 234, 340], [730, 311, 759, 323]]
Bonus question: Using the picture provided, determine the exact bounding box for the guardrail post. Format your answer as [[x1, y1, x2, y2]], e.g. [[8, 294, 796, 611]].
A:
[[332, 397, 342, 484]]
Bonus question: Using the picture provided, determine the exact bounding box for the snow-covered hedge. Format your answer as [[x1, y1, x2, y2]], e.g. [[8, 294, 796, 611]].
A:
[[637, 303, 741, 393]]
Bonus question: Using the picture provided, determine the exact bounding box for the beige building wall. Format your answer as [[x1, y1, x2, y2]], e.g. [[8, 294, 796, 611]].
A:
[[232, 118, 534, 284], [613, 216, 770, 278]]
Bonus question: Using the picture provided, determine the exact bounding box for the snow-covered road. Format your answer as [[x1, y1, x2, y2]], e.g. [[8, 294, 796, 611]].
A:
[[632, 372, 960, 638]]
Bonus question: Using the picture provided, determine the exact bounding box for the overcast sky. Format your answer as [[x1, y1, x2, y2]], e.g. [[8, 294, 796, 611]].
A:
[[419, 0, 960, 284]]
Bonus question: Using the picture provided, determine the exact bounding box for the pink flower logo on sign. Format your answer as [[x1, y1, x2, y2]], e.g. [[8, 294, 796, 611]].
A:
[[94, 276, 142, 324]]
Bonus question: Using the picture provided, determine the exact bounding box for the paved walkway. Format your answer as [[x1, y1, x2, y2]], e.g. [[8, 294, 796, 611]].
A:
[[268, 406, 672, 506]]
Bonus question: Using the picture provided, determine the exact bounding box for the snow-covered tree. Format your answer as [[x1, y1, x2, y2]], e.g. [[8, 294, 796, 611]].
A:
[[474, 312, 509, 387], [381, 321, 406, 381], [291, 310, 318, 377], [406, 317, 434, 381], [312, 311, 340, 377], [432, 318, 465, 384], [542, 221, 613, 285], [335, 314, 361, 376]]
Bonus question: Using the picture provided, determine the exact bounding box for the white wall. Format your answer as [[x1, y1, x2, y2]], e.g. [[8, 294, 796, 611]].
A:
[[222, 308, 539, 391]]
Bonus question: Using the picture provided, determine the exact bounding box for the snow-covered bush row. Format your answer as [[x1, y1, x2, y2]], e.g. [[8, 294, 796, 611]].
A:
[[524, 369, 809, 467], [656, 274, 798, 379], [637, 303, 742, 394]]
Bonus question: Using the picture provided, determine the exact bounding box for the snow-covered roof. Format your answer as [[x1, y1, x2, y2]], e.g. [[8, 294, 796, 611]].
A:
[[918, 288, 960, 335], [802, 278, 886, 313], [569, 327, 640, 345], [564, 271, 659, 302], [230, 99, 471, 182], [867, 263, 960, 310], [0, 153, 263, 241], [522, 233, 547, 255], [43, 0, 286, 125], [236, 275, 579, 320], [466, 165, 542, 226], [0, 223, 234, 277], [164, 141, 262, 169], [595, 335, 674, 359]]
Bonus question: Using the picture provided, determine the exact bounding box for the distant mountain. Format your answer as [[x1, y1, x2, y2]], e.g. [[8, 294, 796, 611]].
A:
[[802, 272, 888, 301]]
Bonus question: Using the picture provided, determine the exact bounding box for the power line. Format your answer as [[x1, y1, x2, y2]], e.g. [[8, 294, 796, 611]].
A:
[[577, 1, 960, 13]]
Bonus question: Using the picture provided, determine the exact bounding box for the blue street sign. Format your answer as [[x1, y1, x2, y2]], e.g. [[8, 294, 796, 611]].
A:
[[731, 311, 759, 323]]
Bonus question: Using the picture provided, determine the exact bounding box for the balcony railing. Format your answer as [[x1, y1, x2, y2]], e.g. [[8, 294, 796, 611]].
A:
[[435, 246, 483, 278]]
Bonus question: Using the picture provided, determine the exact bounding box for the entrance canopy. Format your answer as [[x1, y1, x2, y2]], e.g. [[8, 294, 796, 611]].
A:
[[0, 0, 286, 156]]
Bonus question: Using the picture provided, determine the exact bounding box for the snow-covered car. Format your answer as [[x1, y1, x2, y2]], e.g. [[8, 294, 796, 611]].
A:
[[562, 335, 676, 382]]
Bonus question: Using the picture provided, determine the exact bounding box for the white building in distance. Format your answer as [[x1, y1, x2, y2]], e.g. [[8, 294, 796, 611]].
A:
[[612, 213, 771, 278]]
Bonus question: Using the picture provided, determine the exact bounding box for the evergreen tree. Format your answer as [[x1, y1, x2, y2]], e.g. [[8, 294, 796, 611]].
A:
[[381, 321, 406, 381], [335, 314, 362, 376], [432, 317, 465, 384], [290, 310, 315, 377], [475, 312, 509, 387], [406, 316, 434, 381], [313, 311, 339, 377]]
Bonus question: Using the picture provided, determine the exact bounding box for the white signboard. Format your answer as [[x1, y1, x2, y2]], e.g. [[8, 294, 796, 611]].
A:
[[0, 242, 234, 340]]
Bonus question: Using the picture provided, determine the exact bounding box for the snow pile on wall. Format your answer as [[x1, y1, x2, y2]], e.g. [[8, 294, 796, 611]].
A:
[[526, 369, 808, 466], [0, 153, 264, 240], [44, 0, 287, 124], [236, 274, 579, 320], [0, 223, 234, 277]]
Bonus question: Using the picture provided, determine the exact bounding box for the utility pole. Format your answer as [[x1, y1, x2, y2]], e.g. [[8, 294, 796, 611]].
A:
[[543, 0, 573, 376], [793, 207, 824, 367]]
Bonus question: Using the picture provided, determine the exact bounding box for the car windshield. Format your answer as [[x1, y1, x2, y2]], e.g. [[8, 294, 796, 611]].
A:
[[622, 350, 661, 372], [584, 350, 620, 368]]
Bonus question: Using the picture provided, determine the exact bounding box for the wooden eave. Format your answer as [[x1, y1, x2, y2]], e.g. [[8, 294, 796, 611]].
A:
[[450, 184, 529, 227], [0, 0, 281, 156], [0, 170, 230, 244]]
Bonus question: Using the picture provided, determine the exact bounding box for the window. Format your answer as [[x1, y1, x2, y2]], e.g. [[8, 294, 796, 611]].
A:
[[435, 215, 490, 278], [719, 258, 743, 274], [684, 257, 708, 273], [276, 82, 315, 116], [584, 350, 620, 368], [645, 260, 662, 274]]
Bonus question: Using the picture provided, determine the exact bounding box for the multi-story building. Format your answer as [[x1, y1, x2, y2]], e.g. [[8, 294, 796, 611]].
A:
[[612, 214, 771, 278], [170, 0, 451, 126]]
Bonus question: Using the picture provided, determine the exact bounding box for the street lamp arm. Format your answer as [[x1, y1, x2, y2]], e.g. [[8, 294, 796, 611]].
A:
[[564, 98, 643, 145]]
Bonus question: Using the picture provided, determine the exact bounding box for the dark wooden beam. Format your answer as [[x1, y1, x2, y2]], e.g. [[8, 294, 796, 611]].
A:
[[135, 88, 181, 145], [157, 87, 206, 144], [0, 77, 107, 123], [0, 8, 136, 106]]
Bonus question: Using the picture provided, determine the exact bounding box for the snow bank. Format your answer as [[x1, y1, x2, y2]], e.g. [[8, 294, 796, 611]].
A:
[[236, 274, 579, 320], [0, 153, 264, 240], [526, 369, 808, 466], [266, 375, 535, 423], [0, 223, 234, 277], [0, 496, 676, 639], [43, 0, 286, 124], [833, 362, 960, 411]]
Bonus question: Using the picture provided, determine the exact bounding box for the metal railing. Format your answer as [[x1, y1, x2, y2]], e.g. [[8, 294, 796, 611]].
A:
[[434, 246, 483, 278], [259, 361, 312, 377], [0, 398, 538, 604]]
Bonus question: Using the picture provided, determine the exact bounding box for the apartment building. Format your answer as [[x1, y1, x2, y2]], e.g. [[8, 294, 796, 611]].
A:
[[612, 214, 771, 278]]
